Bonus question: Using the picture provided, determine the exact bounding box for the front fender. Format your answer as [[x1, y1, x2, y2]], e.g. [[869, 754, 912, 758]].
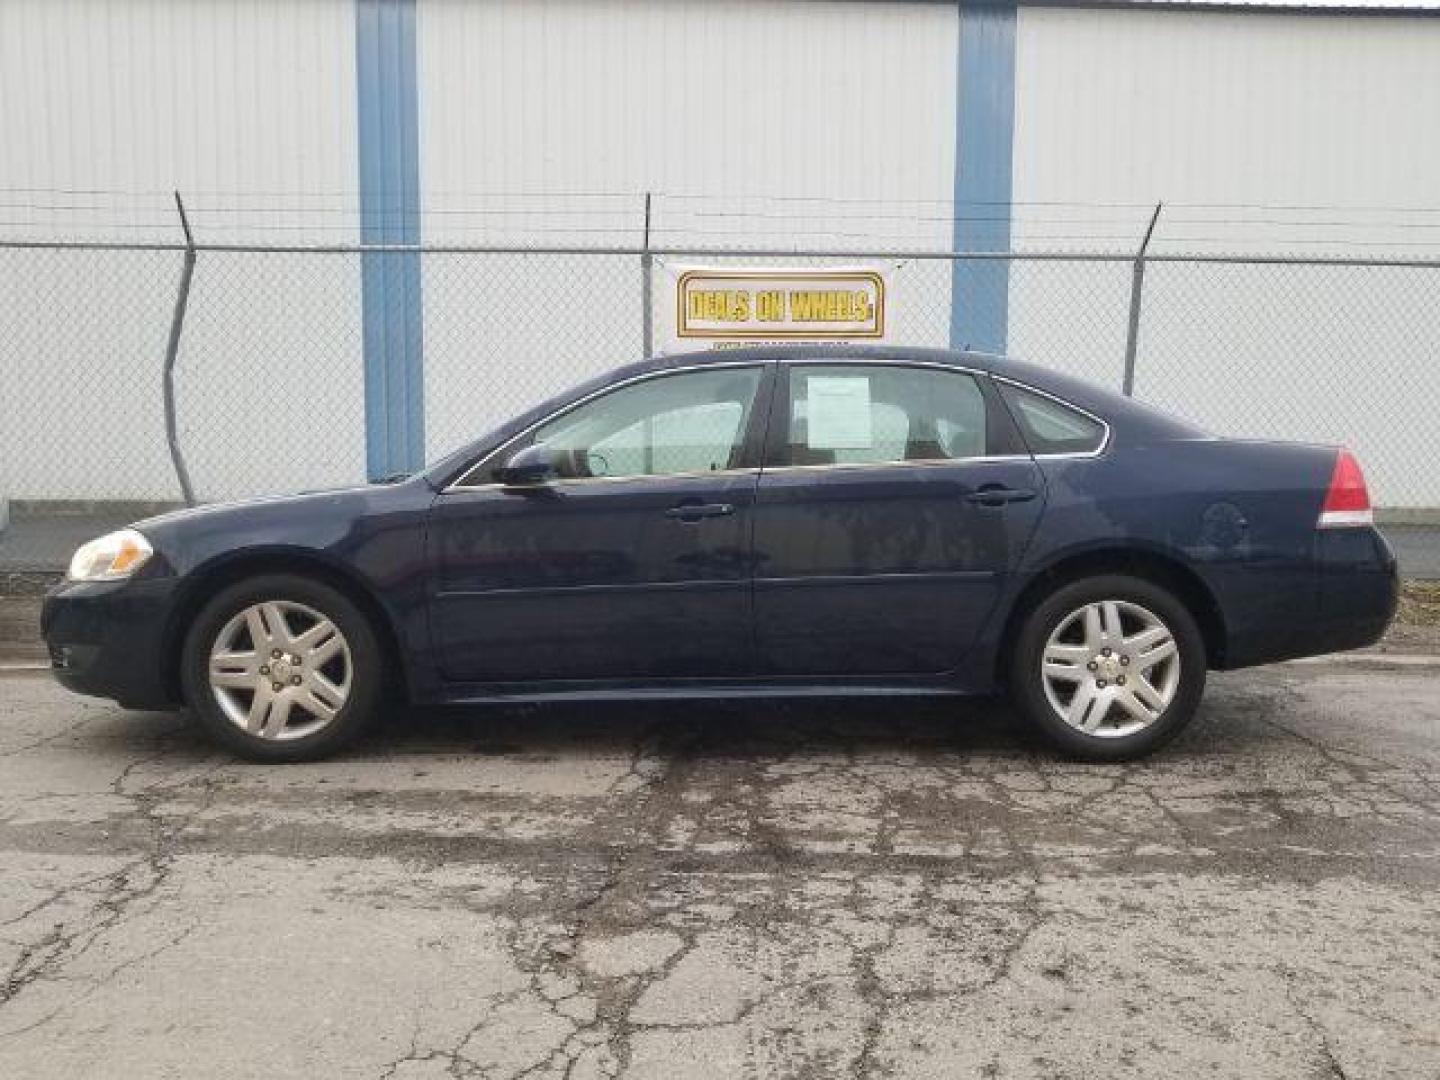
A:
[[134, 480, 437, 703]]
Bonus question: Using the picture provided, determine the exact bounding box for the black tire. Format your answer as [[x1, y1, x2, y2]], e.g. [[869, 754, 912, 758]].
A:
[[1008, 573, 1206, 761], [180, 573, 385, 762]]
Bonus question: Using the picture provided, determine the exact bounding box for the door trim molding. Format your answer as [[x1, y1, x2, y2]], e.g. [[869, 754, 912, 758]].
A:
[[754, 570, 998, 589], [443, 466, 761, 495], [435, 578, 749, 601]]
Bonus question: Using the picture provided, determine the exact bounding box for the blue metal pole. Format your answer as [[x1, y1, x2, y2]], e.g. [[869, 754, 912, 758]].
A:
[[356, 0, 425, 478], [950, 2, 1017, 354]]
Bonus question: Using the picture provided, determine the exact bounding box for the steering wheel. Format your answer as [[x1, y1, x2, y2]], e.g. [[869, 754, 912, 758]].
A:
[[556, 447, 596, 479]]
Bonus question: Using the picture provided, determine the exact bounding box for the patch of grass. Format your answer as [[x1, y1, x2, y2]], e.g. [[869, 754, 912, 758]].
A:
[[1, 572, 62, 597], [1397, 580, 1440, 629]]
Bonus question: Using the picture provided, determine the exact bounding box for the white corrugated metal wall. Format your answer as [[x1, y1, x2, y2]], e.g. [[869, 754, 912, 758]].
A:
[[0, 0, 363, 501], [1, 0, 1438, 503], [416, 0, 959, 458], [1010, 8, 1440, 506]]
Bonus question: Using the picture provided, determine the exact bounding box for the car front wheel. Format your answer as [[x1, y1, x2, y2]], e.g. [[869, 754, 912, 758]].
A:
[[1010, 574, 1206, 760], [181, 573, 383, 761]]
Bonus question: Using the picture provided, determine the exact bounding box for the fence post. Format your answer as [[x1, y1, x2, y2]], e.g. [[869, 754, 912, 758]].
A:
[[1121, 202, 1163, 398], [639, 194, 656, 471], [162, 191, 198, 506], [640, 191, 654, 358]]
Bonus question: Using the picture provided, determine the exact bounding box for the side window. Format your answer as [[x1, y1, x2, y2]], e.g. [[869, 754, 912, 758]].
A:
[[998, 383, 1106, 455], [526, 367, 763, 480], [779, 365, 988, 467]]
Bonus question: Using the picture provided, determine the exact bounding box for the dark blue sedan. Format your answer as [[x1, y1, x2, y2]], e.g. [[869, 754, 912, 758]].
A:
[[42, 347, 1397, 761]]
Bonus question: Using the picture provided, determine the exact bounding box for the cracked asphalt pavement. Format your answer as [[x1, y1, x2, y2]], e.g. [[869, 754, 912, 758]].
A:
[[0, 660, 1438, 1079]]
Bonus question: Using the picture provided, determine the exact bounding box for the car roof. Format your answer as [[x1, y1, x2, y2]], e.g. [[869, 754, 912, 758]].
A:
[[644, 344, 1002, 374]]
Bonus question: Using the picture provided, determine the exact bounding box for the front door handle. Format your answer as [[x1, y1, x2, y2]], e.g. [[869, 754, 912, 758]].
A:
[[964, 485, 1037, 508], [665, 502, 735, 522]]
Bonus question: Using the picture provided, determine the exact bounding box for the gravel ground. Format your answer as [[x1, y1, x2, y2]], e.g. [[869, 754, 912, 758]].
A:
[[1387, 581, 1440, 653], [0, 635, 1437, 1077], [0, 595, 46, 665]]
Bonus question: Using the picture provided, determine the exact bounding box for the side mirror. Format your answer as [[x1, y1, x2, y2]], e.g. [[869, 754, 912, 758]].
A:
[[496, 444, 557, 487]]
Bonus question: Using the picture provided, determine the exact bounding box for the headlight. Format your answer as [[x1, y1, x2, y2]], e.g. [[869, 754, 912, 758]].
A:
[[67, 529, 154, 582]]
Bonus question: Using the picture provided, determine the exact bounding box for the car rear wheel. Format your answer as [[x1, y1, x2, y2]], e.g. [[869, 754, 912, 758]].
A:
[[1009, 574, 1206, 760], [181, 574, 383, 761]]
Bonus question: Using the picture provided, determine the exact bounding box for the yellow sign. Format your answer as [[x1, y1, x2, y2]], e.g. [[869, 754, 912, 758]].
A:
[[674, 269, 886, 341]]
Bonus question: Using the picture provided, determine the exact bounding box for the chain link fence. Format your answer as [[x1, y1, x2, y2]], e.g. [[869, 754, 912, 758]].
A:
[[2, 238, 1438, 569]]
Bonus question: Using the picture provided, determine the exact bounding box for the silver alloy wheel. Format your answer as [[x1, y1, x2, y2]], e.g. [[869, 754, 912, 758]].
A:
[[207, 600, 352, 741], [1040, 599, 1181, 738]]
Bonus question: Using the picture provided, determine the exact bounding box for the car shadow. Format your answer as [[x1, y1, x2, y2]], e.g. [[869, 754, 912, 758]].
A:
[[51, 684, 1255, 765], [360, 694, 1042, 761], [27, 692, 1036, 764]]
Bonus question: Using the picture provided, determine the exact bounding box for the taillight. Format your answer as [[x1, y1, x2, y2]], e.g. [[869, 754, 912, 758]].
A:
[[1317, 449, 1373, 529]]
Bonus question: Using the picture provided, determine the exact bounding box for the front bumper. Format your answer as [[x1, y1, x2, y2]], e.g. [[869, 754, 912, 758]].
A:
[[41, 576, 180, 710]]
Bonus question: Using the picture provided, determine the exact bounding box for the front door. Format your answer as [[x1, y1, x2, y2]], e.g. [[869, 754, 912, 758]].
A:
[[752, 361, 1045, 677], [429, 363, 771, 684]]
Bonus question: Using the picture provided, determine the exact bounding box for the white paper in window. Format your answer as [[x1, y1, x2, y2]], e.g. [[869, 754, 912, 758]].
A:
[[805, 375, 874, 450]]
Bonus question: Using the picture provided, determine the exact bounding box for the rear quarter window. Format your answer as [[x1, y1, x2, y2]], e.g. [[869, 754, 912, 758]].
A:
[[999, 383, 1107, 456]]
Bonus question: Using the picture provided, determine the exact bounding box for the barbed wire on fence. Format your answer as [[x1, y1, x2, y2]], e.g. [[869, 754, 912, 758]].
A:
[[8, 187, 1440, 256]]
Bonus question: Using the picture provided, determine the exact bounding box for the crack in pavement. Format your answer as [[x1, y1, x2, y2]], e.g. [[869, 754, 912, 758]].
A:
[[0, 722, 225, 1035]]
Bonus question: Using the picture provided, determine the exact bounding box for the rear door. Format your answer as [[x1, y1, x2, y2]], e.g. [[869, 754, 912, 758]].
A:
[[751, 360, 1045, 677]]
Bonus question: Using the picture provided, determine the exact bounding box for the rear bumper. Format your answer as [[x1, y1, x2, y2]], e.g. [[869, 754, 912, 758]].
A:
[[41, 577, 180, 710], [1316, 524, 1400, 643], [1218, 527, 1398, 669]]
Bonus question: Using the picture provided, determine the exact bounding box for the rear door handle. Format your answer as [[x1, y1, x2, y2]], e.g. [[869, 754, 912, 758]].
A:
[[665, 502, 735, 522], [964, 486, 1037, 508]]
